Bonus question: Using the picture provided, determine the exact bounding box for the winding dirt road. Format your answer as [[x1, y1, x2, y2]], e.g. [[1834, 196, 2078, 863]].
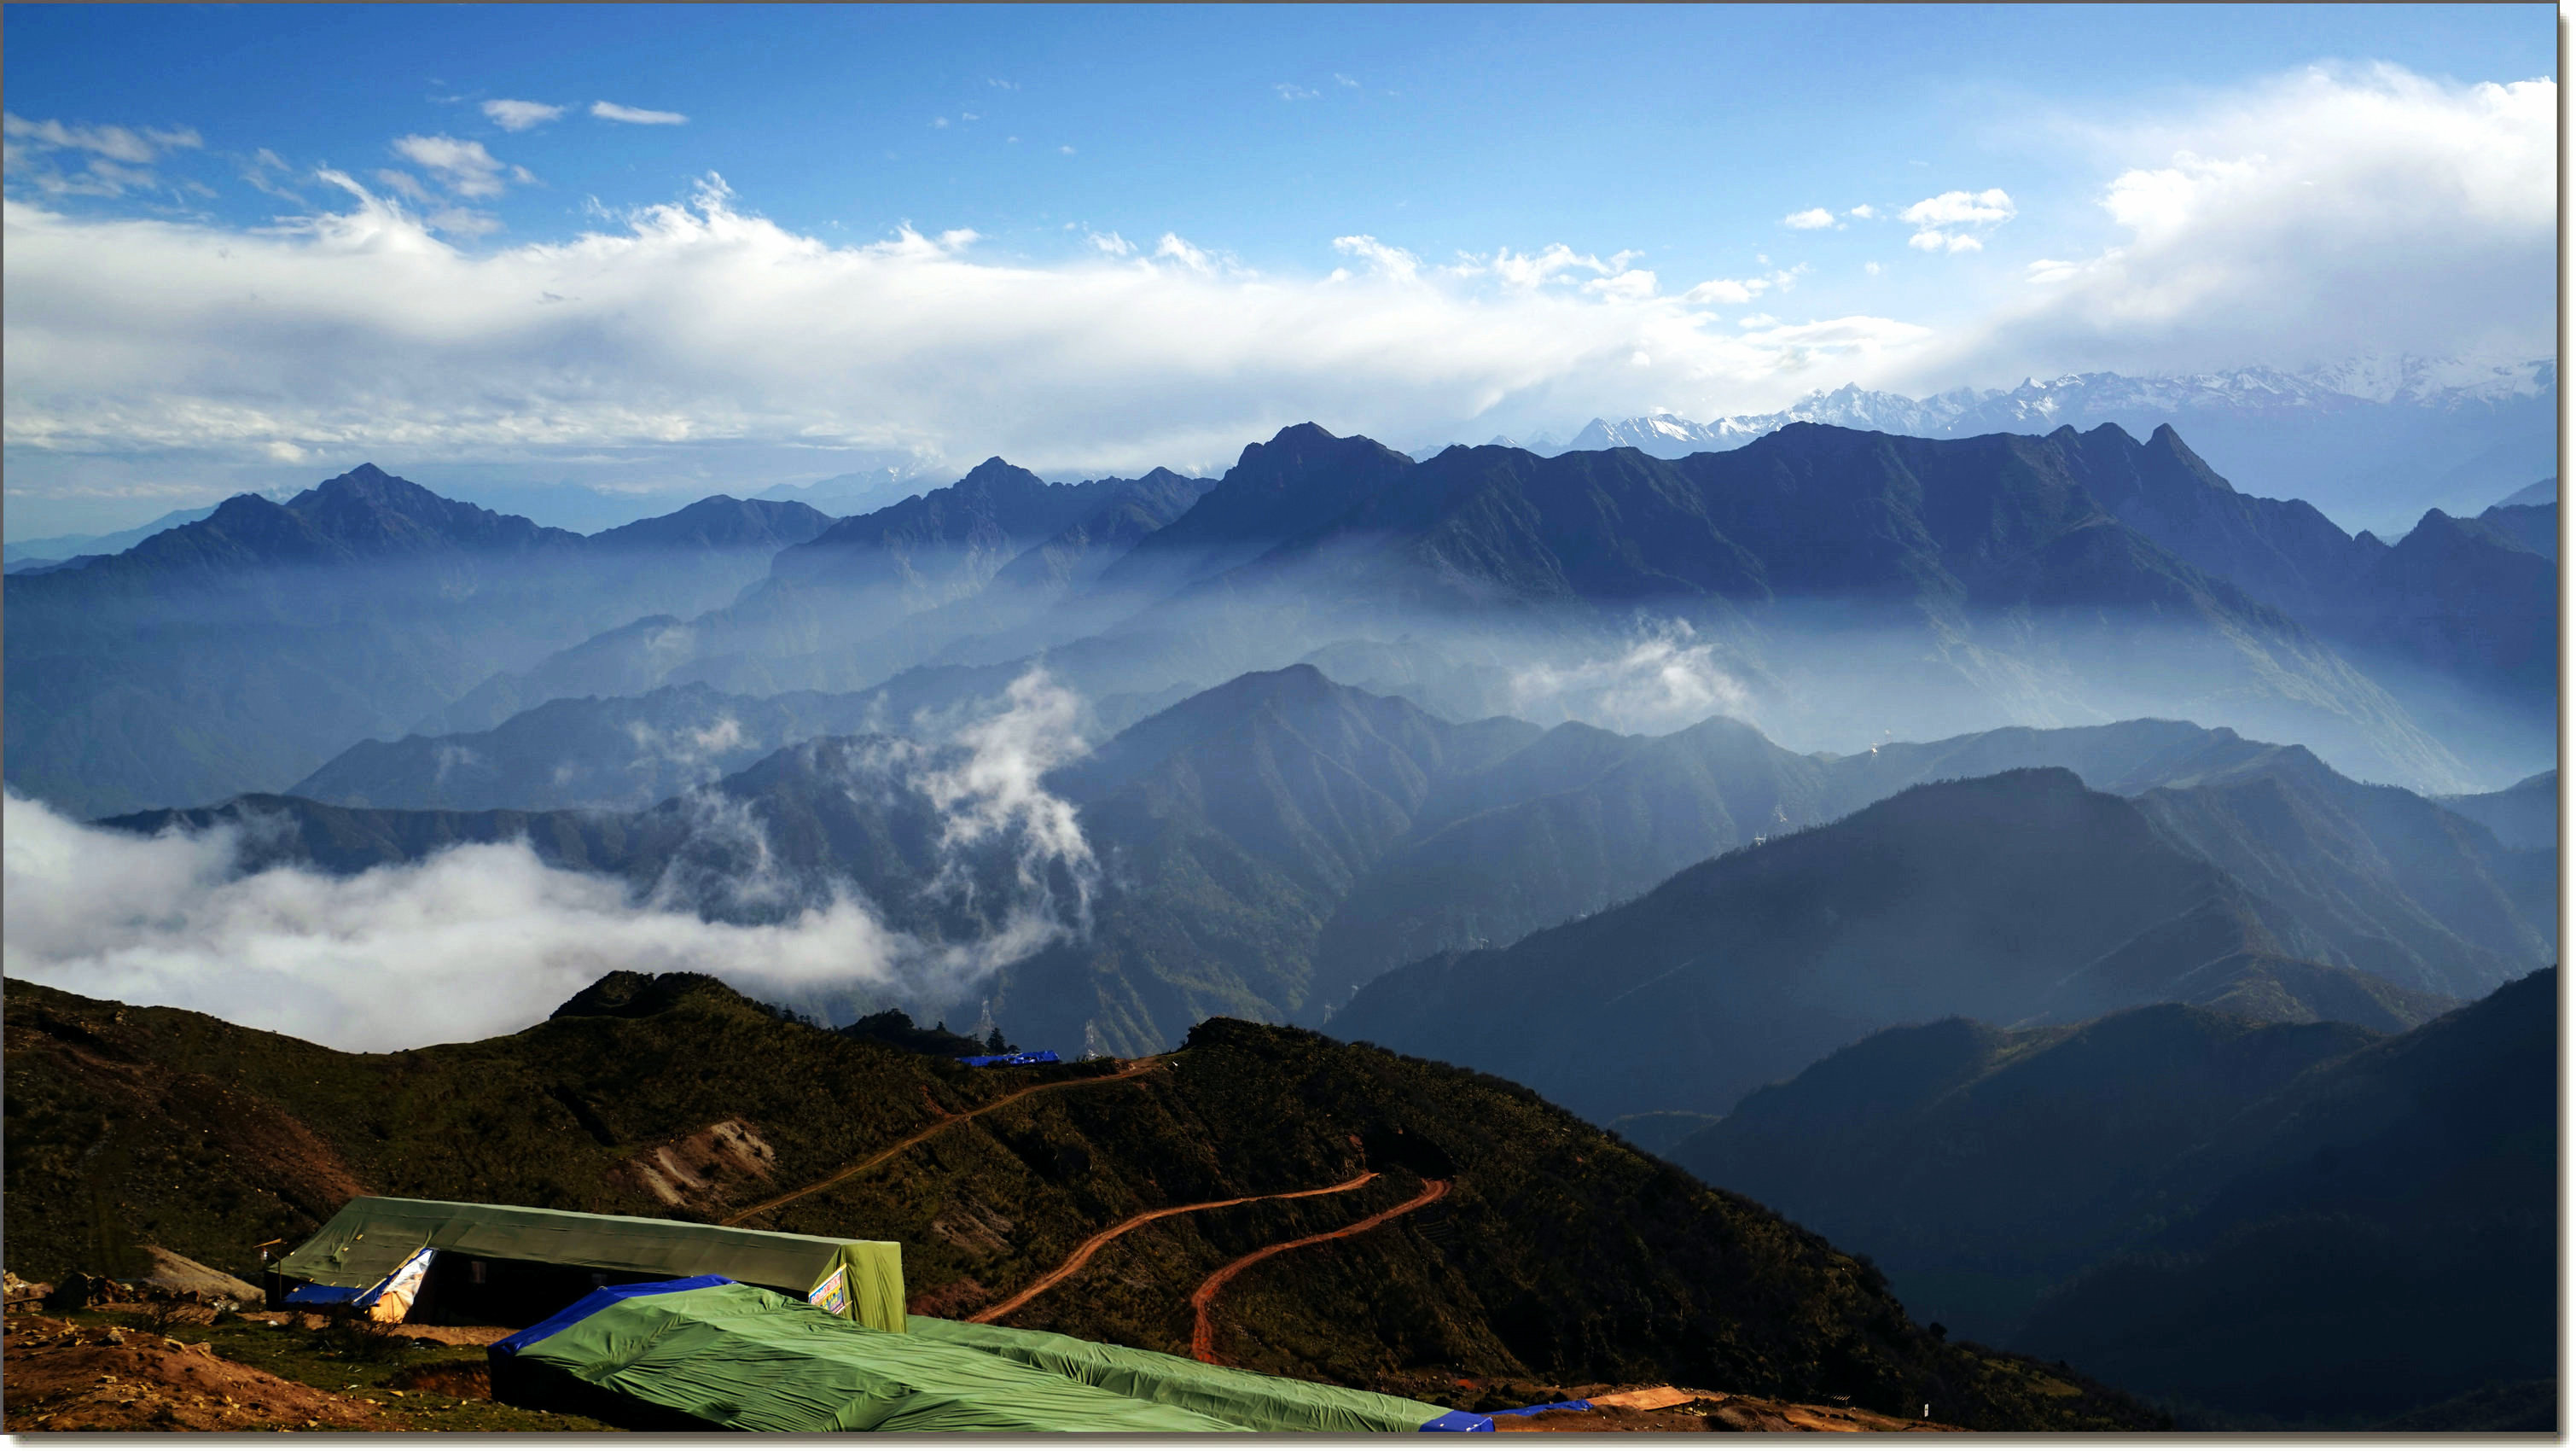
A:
[[721, 1057, 1169, 1227], [1189, 1176, 1451, 1364], [969, 1172, 1381, 1326]]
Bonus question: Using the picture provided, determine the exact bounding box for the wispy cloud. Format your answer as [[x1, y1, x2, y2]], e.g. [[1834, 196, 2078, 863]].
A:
[[3, 113, 202, 198], [591, 100, 689, 125], [482, 99, 566, 132], [1275, 83, 1320, 101], [390, 134, 529, 200], [1783, 207, 1838, 230]]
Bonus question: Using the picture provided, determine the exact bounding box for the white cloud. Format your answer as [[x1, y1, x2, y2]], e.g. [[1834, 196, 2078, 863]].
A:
[[1276, 83, 1319, 101], [1900, 188, 2016, 227], [390, 134, 523, 200], [0, 790, 922, 1051], [1864, 260, 1881, 276], [1912, 63, 2556, 383], [1154, 231, 1215, 273], [1585, 269, 1658, 301], [592, 101, 689, 125], [1451, 242, 1642, 292], [1682, 265, 1802, 306], [1508, 619, 1752, 737], [1898, 188, 2013, 254], [1847, 204, 1877, 219], [1783, 207, 1838, 230], [932, 116, 951, 128], [1331, 233, 1419, 282], [0, 667, 1101, 1051], [1087, 230, 1136, 256], [1058, 144, 1075, 155], [1335, 73, 1359, 88], [482, 99, 566, 132], [0, 175, 1928, 478]]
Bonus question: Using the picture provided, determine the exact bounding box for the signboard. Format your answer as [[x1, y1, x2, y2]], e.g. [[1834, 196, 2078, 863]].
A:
[[807, 1266, 850, 1317]]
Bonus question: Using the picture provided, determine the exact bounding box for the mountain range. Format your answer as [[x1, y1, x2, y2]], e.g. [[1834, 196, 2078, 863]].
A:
[[529, 420, 2513, 790], [3, 467, 834, 818], [1329, 759, 2544, 1124], [1672, 969, 2555, 1429], [12, 414, 2549, 824], [1542, 356, 2556, 536], [107, 667, 2552, 1069]]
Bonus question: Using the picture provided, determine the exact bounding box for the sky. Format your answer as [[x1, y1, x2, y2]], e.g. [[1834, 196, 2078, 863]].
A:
[[2, 3, 2558, 536]]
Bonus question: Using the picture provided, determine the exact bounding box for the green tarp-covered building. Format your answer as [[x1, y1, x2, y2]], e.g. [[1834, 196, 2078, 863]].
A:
[[490, 1279, 1490, 1433], [273, 1198, 905, 1333]]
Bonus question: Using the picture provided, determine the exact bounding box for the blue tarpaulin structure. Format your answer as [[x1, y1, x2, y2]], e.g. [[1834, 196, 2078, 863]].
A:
[[957, 1050, 1061, 1068]]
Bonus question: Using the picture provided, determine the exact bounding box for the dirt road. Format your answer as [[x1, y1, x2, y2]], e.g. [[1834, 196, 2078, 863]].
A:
[[1189, 1176, 1450, 1363], [969, 1172, 1381, 1326], [722, 1057, 1168, 1227]]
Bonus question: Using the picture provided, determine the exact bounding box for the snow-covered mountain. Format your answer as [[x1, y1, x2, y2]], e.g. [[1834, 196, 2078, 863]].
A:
[[1521, 357, 2556, 535]]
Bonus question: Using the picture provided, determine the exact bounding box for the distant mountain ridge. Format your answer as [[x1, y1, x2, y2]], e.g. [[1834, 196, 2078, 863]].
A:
[[131, 669, 2550, 1063], [1539, 357, 2556, 534], [3, 466, 836, 817], [1672, 970, 2556, 1428], [13, 410, 2547, 818], [3, 504, 221, 571], [1329, 759, 2541, 1122]]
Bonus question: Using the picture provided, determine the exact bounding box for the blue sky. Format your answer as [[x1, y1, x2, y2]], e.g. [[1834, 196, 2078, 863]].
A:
[[3, 4, 2557, 533]]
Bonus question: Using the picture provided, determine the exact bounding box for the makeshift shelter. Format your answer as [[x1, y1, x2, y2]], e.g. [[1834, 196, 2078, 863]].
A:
[[908, 1316, 1486, 1433], [489, 1279, 1494, 1433], [270, 1198, 904, 1332]]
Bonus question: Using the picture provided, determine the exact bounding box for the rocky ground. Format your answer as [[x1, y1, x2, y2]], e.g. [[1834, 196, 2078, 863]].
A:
[[1, 1306, 609, 1433]]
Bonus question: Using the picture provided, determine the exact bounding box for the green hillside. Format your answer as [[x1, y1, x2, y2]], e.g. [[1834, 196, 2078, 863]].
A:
[[3, 971, 2157, 1430]]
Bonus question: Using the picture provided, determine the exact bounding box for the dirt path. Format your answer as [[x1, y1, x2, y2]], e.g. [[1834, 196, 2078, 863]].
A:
[[722, 1057, 1168, 1228], [1189, 1177, 1450, 1363], [970, 1173, 1381, 1326]]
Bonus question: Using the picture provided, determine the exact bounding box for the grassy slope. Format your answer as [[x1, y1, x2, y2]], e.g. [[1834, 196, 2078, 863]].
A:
[[3, 972, 2158, 1430]]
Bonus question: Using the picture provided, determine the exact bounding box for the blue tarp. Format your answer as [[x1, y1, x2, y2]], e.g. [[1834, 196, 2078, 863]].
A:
[[957, 1050, 1061, 1067], [1492, 1399, 1593, 1418], [491, 1275, 736, 1358]]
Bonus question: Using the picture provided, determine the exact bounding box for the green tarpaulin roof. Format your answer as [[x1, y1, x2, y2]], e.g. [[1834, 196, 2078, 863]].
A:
[[276, 1198, 904, 1332], [910, 1315, 1465, 1433], [497, 1281, 1246, 1433]]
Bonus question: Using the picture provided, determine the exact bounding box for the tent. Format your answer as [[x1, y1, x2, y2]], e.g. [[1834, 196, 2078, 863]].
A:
[[490, 1279, 1493, 1433], [909, 1315, 1488, 1432], [272, 1197, 904, 1332]]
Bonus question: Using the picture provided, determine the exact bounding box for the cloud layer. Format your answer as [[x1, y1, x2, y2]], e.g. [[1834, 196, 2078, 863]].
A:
[[2, 176, 1922, 480], [1, 64, 2550, 488], [1, 793, 920, 1051], [0, 667, 1102, 1052]]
